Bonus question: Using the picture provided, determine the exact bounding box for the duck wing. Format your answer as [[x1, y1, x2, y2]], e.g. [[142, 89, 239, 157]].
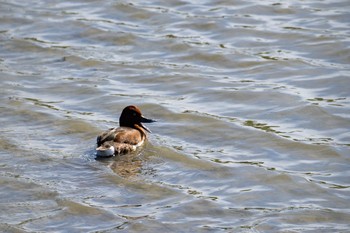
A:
[[97, 127, 143, 147], [97, 127, 121, 147]]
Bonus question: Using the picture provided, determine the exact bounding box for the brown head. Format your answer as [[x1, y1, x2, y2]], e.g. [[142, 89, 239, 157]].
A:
[[119, 105, 156, 133]]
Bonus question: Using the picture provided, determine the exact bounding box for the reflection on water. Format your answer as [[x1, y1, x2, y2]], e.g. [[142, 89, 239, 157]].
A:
[[97, 153, 143, 179], [1, 0, 350, 232]]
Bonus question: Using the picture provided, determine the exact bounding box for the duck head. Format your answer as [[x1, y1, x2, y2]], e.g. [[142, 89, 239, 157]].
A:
[[119, 105, 156, 133]]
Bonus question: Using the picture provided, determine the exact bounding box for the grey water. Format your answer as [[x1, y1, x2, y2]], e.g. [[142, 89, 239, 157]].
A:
[[1, 0, 350, 232]]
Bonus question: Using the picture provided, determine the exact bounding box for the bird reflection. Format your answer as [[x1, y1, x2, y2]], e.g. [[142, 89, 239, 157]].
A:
[[97, 153, 143, 179]]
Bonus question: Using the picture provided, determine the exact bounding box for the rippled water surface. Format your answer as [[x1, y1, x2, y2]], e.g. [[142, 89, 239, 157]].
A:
[[1, 0, 350, 232]]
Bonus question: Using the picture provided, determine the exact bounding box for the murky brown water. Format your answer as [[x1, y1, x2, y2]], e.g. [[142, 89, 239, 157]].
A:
[[1, 0, 350, 232]]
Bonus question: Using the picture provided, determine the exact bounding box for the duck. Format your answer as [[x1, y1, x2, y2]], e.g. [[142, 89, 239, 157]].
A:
[[96, 105, 155, 157]]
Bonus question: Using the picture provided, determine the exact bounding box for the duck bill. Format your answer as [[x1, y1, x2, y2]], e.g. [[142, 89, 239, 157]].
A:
[[140, 116, 156, 133], [140, 116, 156, 123]]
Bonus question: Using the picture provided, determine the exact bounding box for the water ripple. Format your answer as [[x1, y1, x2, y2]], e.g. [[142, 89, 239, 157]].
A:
[[1, 0, 349, 232]]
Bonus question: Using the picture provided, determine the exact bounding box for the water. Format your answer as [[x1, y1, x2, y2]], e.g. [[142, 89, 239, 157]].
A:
[[1, 0, 350, 232]]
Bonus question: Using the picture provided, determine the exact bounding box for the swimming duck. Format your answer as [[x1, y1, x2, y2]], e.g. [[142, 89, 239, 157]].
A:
[[96, 105, 155, 157]]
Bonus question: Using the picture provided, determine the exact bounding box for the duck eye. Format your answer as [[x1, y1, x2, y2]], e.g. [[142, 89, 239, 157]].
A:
[[133, 112, 137, 116]]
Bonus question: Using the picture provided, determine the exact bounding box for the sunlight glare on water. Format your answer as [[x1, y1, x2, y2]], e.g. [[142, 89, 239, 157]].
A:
[[1, 0, 350, 232]]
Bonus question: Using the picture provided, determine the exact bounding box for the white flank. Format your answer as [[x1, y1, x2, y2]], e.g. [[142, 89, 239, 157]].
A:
[[96, 145, 115, 157]]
